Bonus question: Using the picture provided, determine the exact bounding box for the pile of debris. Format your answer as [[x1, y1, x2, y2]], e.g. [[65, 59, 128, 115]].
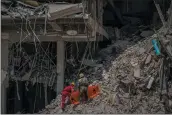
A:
[[40, 2, 172, 113], [2, 0, 48, 17], [39, 27, 172, 113]]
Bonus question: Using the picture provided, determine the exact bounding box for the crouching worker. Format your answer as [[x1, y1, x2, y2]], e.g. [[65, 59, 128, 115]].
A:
[[78, 73, 89, 103], [61, 82, 75, 111]]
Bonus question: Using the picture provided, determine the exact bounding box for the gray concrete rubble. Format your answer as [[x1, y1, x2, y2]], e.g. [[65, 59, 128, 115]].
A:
[[39, 30, 172, 114], [140, 30, 154, 38], [2, 0, 172, 114]]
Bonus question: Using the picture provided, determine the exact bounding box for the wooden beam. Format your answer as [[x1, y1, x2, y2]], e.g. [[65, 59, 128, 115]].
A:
[[56, 40, 65, 94]]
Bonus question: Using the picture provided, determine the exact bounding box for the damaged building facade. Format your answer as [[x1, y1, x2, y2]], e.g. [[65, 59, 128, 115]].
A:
[[1, 0, 106, 113], [1, 0, 172, 114]]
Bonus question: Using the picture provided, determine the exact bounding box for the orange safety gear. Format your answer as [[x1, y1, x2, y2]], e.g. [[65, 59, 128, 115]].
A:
[[87, 85, 100, 99], [70, 90, 80, 105]]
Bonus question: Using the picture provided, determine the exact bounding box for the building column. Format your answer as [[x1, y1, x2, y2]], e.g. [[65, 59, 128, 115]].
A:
[[1, 35, 9, 114], [56, 41, 65, 95]]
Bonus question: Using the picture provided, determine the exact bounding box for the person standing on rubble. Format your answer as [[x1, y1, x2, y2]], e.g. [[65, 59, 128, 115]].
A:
[[60, 82, 75, 111], [78, 73, 89, 103]]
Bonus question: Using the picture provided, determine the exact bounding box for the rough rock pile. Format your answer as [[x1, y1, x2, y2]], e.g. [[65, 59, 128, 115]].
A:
[[39, 33, 172, 114]]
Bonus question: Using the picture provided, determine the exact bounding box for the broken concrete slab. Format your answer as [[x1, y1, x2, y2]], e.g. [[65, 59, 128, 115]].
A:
[[88, 16, 109, 39], [145, 54, 152, 65], [147, 76, 154, 89], [134, 65, 141, 78], [83, 59, 103, 67], [48, 3, 83, 20], [140, 30, 154, 37]]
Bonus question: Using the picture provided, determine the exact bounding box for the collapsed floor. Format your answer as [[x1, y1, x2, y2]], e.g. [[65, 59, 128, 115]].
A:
[[39, 28, 172, 114], [2, 0, 172, 114]]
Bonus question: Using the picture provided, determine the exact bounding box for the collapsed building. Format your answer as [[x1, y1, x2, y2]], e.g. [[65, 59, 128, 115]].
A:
[[1, 0, 172, 114]]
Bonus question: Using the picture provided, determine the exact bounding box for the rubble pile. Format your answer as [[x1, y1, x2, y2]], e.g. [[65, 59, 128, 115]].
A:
[[39, 30, 172, 113], [2, 0, 48, 17]]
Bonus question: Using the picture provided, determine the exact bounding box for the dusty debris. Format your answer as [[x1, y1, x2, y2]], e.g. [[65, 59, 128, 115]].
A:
[[39, 28, 172, 114], [146, 76, 155, 89], [138, 48, 146, 55], [145, 54, 152, 65], [130, 58, 139, 67], [3, 0, 171, 113], [134, 65, 141, 78]]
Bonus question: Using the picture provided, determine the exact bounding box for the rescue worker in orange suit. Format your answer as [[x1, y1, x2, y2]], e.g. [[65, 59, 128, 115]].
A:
[[61, 82, 75, 111], [78, 73, 89, 103]]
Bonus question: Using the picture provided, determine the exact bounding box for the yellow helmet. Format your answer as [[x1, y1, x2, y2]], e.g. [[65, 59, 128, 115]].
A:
[[79, 73, 84, 78], [71, 82, 75, 86]]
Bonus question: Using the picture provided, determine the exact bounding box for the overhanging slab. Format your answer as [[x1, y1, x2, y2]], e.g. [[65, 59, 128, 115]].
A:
[[2, 32, 96, 43]]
